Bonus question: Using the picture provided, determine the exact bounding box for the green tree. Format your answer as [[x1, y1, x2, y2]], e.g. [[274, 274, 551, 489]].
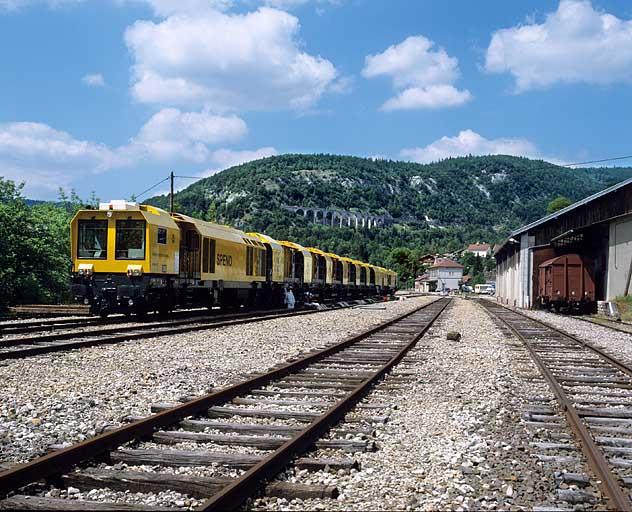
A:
[[206, 201, 218, 222], [547, 196, 573, 214], [0, 178, 74, 311]]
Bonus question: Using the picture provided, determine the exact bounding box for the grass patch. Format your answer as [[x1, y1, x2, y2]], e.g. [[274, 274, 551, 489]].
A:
[[615, 296, 632, 322]]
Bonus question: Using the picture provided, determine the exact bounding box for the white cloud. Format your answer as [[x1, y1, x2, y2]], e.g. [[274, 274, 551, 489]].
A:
[[382, 84, 472, 111], [485, 0, 632, 91], [400, 129, 541, 163], [0, 122, 125, 196], [130, 108, 248, 162], [0, 110, 253, 197], [125, 7, 338, 111], [362, 35, 472, 111], [200, 146, 278, 176], [82, 73, 105, 87]]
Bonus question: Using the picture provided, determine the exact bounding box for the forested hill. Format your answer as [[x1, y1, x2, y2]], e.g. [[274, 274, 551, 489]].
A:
[[146, 154, 632, 265]]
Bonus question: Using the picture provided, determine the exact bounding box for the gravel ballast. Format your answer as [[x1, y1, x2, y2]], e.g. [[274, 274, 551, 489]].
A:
[[517, 306, 632, 367], [0, 298, 431, 465], [253, 298, 600, 511]]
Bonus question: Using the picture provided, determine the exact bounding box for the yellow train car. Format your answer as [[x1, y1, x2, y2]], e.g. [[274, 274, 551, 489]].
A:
[[305, 247, 333, 300], [70, 201, 180, 316], [339, 257, 357, 288], [278, 240, 312, 288], [171, 213, 268, 306], [70, 200, 397, 315]]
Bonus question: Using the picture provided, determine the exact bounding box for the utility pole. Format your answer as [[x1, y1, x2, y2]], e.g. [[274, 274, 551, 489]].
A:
[[169, 171, 174, 214]]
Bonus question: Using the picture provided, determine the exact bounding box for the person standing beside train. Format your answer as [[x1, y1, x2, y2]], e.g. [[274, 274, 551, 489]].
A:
[[286, 286, 296, 310]]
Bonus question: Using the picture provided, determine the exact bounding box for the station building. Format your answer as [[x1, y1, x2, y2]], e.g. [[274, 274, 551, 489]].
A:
[[495, 176, 632, 308]]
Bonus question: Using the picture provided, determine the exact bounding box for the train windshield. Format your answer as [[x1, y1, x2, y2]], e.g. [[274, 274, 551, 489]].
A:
[[77, 220, 108, 259], [115, 220, 146, 260]]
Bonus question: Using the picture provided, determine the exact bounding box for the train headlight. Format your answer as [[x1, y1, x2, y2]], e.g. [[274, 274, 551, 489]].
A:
[[127, 265, 143, 277], [78, 264, 94, 276]]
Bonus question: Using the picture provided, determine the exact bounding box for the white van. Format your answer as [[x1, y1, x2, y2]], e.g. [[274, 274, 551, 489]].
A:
[[474, 284, 494, 295]]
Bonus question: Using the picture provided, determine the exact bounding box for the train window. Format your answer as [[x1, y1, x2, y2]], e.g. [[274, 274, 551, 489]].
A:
[[257, 248, 266, 276], [202, 238, 216, 273], [78, 220, 108, 259], [202, 238, 209, 273], [334, 261, 343, 282], [157, 228, 167, 245], [246, 246, 253, 276], [115, 220, 146, 260], [349, 264, 357, 284], [284, 248, 293, 278]]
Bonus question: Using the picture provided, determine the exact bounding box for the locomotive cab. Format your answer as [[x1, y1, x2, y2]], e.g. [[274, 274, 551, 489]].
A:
[[70, 201, 180, 317]]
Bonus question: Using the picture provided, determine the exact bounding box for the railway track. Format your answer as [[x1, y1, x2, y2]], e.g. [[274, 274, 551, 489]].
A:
[[479, 299, 632, 511], [6, 305, 90, 319], [0, 301, 378, 361], [0, 297, 449, 511], [0, 306, 310, 337], [573, 315, 632, 336]]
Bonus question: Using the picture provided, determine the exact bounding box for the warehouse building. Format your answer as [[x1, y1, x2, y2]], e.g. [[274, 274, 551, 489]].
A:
[[495, 176, 632, 308]]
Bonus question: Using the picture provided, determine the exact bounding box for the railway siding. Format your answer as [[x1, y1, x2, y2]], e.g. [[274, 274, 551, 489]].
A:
[[520, 307, 632, 369], [254, 298, 584, 511], [480, 299, 632, 510], [0, 299, 447, 510], [0, 298, 432, 466]]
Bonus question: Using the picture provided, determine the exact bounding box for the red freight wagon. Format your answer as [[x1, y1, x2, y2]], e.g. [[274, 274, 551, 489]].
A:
[[537, 254, 596, 313]]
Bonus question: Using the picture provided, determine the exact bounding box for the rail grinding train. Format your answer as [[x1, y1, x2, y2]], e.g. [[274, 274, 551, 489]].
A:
[[70, 200, 398, 317]]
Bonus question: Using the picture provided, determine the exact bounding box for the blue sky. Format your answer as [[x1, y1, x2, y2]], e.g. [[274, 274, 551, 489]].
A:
[[1, 0, 632, 200]]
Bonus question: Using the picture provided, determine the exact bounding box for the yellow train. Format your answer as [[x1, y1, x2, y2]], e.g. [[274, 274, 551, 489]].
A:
[[70, 200, 398, 317]]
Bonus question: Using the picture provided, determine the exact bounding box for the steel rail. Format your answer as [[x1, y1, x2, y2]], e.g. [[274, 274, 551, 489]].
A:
[[0, 303, 336, 336], [0, 297, 442, 497], [0, 308, 318, 347], [573, 315, 632, 338], [479, 300, 632, 511], [201, 298, 450, 511], [0, 302, 377, 360], [486, 300, 632, 380], [0, 297, 384, 335]]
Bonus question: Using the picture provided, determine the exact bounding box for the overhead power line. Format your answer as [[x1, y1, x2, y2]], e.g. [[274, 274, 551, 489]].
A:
[[562, 154, 632, 167], [134, 176, 170, 200]]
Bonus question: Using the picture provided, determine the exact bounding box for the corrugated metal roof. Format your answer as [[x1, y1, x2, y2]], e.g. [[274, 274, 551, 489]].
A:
[[496, 175, 632, 255], [511, 175, 632, 237]]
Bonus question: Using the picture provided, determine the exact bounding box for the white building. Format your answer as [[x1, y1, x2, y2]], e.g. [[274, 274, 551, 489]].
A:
[[465, 243, 491, 258], [418, 258, 464, 292]]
